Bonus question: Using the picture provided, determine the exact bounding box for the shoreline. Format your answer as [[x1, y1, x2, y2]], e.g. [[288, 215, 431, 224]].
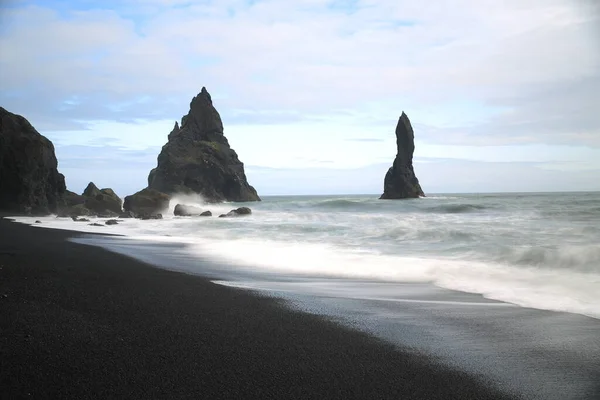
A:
[[0, 217, 514, 399]]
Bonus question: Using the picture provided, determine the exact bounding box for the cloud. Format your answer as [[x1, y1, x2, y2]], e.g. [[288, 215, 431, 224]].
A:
[[1, 0, 599, 194], [1, 1, 597, 139]]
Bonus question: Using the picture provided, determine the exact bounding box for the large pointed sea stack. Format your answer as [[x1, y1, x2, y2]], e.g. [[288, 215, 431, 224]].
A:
[[380, 112, 424, 199], [147, 87, 260, 202], [0, 107, 66, 214]]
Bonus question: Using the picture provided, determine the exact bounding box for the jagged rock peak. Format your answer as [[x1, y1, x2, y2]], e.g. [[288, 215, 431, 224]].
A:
[[181, 87, 223, 136], [83, 182, 101, 197], [380, 112, 424, 199], [147, 87, 260, 202]]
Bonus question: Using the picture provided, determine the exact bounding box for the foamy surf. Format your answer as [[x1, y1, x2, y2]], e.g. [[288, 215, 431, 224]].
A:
[[10, 191, 600, 320]]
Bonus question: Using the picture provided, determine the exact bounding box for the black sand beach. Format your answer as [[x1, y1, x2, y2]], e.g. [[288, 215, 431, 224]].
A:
[[0, 217, 514, 399]]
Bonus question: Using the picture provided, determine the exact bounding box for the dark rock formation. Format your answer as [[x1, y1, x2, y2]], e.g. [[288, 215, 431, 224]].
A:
[[174, 204, 205, 217], [219, 207, 252, 218], [380, 112, 424, 199], [118, 211, 135, 219], [57, 183, 122, 217], [105, 219, 119, 225], [200, 211, 212, 217], [88, 223, 104, 227], [139, 213, 163, 220], [123, 188, 170, 217], [64, 190, 85, 207], [0, 107, 66, 214], [82, 182, 122, 215], [147, 87, 260, 203]]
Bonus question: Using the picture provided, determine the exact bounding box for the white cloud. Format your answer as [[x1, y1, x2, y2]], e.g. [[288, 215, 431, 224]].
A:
[[1, 0, 599, 193]]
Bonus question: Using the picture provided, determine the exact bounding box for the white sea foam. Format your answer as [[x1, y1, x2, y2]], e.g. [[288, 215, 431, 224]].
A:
[[10, 192, 600, 319]]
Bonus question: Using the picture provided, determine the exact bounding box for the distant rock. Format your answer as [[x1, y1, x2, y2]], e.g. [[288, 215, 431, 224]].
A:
[[123, 188, 170, 217], [64, 190, 85, 207], [139, 213, 163, 220], [174, 204, 205, 216], [82, 182, 122, 214], [105, 219, 119, 225], [218, 207, 252, 218], [118, 211, 135, 219], [200, 210, 212, 217], [380, 112, 425, 199], [35, 220, 41, 224], [88, 223, 104, 227], [72, 217, 90, 222], [147, 87, 260, 203], [0, 107, 66, 215]]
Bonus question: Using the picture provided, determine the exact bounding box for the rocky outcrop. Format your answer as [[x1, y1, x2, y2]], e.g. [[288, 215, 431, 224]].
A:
[[81, 182, 122, 215], [0, 107, 66, 214], [174, 204, 204, 216], [218, 207, 252, 218], [147, 87, 260, 203], [123, 188, 170, 217], [57, 183, 122, 217], [380, 112, 424, 199]]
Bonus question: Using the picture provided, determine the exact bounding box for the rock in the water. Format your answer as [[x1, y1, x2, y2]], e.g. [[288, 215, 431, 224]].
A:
[[139, 213, 163, 220], [380, 112, 424, 199], [0, 107, 66, 214], [35, 220, 41, 224], [72, 217, 90, 222], [118, 211, 135, 219], [218, 207, 252, 218], [200, 210, 212, 217], [123, 188, 170, 217], [82, 182, 122, 214], [147, 87, 260, 203], [88, 223, 104, 227], [105, 219, 118, 225], [174, 203, 205, 216]]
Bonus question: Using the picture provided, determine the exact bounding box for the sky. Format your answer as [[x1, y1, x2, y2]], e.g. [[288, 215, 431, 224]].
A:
[[1, 0, 599, 196]]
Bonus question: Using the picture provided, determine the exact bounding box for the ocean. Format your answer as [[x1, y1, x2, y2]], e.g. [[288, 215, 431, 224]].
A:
[[17, 191, 600, 319], [12, 191, 600, 399]]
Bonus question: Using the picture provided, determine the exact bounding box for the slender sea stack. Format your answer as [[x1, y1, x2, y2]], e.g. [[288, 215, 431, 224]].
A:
[[147, 87, 260, 203], [380, 112, 424, 199], [0, 107, 66, 214]]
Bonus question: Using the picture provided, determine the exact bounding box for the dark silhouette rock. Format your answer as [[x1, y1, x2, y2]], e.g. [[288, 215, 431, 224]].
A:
[[200, 210, 212, 217], [88, 223, 104, 227], [174, 204, 204, 216], [147, 87, 260, 203], [72, 217, 90, 222], [35, 220, 41, 224], [118, 211, 135, 219], [218, 207, 252, 218], [380, 112, 425, 199], [123, 188, 170, 217], [105, 219, 119, 225], [64, 190, 85, 207], [139, 213, 163, 220], [0, 107, 66, 214], [82, 182, 122, 214]]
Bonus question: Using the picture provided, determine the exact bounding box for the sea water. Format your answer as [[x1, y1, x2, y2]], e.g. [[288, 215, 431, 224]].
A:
[[17, 191, 600, 319]]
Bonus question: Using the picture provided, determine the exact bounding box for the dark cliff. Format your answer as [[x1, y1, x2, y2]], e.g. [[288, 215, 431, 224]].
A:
[[0, 107, 66, 214]]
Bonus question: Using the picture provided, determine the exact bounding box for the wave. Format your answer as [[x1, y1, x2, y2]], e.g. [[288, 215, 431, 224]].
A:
[[182, 237, 600, 319], [425, 203, 490, 214], [310, 198, 373, 210], [494, 245, 600, 273]]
